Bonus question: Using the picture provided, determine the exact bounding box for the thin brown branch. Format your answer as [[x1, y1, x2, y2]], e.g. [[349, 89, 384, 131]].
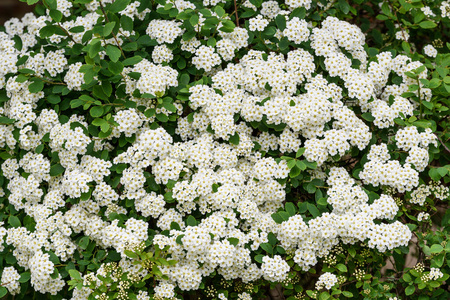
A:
[[57, 23, 76, 43], [435, 133, 450, 153], [233, 0, 239, 27]]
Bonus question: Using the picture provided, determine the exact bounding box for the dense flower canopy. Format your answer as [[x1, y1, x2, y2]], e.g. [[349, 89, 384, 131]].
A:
[[0, 0, 449, 300]]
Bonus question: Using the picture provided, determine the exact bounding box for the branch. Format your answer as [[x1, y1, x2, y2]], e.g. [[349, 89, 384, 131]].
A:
[[57, 23, 76, 43], [435, 133, 450, 153], [233, 0, 239, 27]]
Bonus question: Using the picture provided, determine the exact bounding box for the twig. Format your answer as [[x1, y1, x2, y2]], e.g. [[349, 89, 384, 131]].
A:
[[233, 0, 239, 27], [57, 23, 76, 43], [435, 133, 450, 153]]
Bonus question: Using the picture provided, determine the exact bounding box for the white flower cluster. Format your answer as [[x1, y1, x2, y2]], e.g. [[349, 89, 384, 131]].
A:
[[152, 44, 174, 64], [441, 1, 450, 18], [261, 255, 290, 282], [417, 212, 430, 221], [64, 62, 85, 90], [315, 272, 338, 290], [422, 267, 444, 282], [409, 182, 450, 205], [421, 6, 436, 17], [125, 58, 178, 97], [1, 266, 20, 295], [283, 17, 309, 44], [423, 44, 438, 57], [249, 15, 269, 31], [192, 45, 221, 72], [146, 19, 184, 44]]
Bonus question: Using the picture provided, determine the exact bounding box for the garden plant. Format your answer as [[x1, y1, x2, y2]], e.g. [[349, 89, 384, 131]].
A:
[[0, 0, 449, 299]]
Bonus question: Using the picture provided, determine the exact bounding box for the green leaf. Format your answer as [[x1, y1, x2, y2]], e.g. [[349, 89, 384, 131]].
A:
[[405, 285, 415, 296], [162, 101, 177, 113], [342, 291, 353, 297], [255, 254, 264, 263], [289, 166, 301, 178], [307, 203, 320, 218], [123, 55, 143, 66], [122, 42, 138, 52], [186, 215, 197, 226], [156, 113, 169, 122], [0, 287, 7, 298], [260, 243, 273, 254], [144, 108, 156, 118], [296, 147, 305, 158], [124, 250, 139, 259], [306, 182, 317, 193], [430, 244, 444, 254], [47, 94, 61, 104], [90, 106, 104, 118], [45, 0, 57, 9], [267, 232, 277, 245], [120, 15, 133, 32], [437, 167, 448, 177], [108, 61, 124, 74], [88, 38, 102, 58], [276, 246, 286, 254], [275, 15, 286, 31], [317, 197, 328, 206], [227, 237, 239, 246], [0, 117, 16, 124], [68, 269, 82, 280], [419, 21, 437, 29], [40, 25, 57, 38], [348, 248, 356, 257], [361, 112, 375, 122], [336, 264, 348, 272], [109, 0, 131, 13], [50, 164, 65, 176], [290, 7, 306, 19], [296, 160, 306, 171], [69, 25, 85, 33], [285, 202, 297, 216], [35, 144, 45, 154], [177, 57, 186, 69], [287, 159, 296, 169], [176, 234, 184, 245], [319, 291, 330, 300], [103, 22, 116, 37], [182, 30, 196, 41], [338, 0, 350, 14], [79, 236, 90, 249], [229, 132, 240, 145], [106, 45, 122, 62], [49, 9, 62, 22], [422, 101, 433, 110], [19, 272, 31, 283], [214, 6, 225, 18], [220, 19, 235, 32], [429, 168, 442, 181], [164, 192, 174, 203], [189, 14, 199, 27], [28, 79, 44, 93], [9, 215, 21, 228], [271, 213, 284, 224], [303, 160, 317, 169]]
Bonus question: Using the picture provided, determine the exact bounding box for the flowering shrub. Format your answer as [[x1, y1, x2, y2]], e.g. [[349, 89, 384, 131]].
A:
[[0, 0, 449, 299]]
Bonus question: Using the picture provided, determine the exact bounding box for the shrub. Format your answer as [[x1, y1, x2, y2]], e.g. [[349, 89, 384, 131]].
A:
[[0, 0, 449, 299]]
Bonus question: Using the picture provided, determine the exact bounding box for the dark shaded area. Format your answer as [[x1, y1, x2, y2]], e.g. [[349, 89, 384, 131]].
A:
[[0, 0, 36, 26]]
